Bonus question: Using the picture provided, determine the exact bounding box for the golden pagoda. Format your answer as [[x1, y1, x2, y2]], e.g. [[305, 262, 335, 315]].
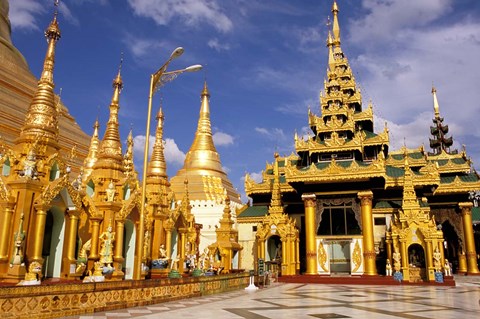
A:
[[170, 82, 242, 253], [239, 1, 480, 281], [0, 1, 202, 284], [0, 0, 89, 172]]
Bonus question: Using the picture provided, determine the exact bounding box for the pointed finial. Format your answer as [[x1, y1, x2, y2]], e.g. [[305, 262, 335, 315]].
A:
[[432, 85, 440, 118], [331, 0, 341, 45], [201, 80, 210, 98]]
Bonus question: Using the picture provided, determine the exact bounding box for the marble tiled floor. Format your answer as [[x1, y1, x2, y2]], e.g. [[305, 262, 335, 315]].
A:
[[71, 276, 480, 319]]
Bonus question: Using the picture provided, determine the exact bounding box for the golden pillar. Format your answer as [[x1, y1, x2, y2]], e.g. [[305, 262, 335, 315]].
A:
[[459, 202, 479, 274], [385, 236, 392, 262], [179, 231, 186, 272], [400, 239, 409, 281], [289, 237, 295, 275], [66, 211, 79, 260], [114, 220, 125, 260], [281, 238, 287, 275], [358, 191, 377, 275], [458, 250, 467, 273], [30, 205, 48, 262], [0, 203, 15, 261], [302, 193, 317, 275], [89, 218, 101, 260], [295, 238, 300, 274], [165, 229, 172, 259], [438, 241, 445, 269]]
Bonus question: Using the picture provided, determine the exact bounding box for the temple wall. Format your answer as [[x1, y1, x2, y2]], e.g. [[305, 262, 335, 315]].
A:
[[0, 273, 249, 318]]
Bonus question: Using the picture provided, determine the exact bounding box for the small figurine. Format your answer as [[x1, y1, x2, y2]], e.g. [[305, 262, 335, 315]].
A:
[[385, 259, 392, 276], [99, 225, 115, 266], [444, 259, 452, 276]]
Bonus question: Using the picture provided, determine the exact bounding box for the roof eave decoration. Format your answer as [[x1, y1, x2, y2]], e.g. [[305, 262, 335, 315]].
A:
[[285, 157, 386, 183], [434, 177, 480, 195]]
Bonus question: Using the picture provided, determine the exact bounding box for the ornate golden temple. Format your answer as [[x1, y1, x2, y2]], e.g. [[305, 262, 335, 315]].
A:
[[0, 0, 242, 292], [239, 1, 480, 282]]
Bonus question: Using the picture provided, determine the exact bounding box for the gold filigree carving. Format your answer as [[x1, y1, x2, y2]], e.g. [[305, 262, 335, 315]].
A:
[[352, 240, 362, 272]]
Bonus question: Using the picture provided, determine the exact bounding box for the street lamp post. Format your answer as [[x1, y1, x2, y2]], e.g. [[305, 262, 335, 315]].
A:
[[134, 47, 201, 280]]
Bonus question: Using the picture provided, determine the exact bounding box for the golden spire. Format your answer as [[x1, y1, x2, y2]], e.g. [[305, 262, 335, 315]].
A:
[[332, 0, 341, 46], [183, 81, 221, 171], [147, 108, 167, 178], [123, 128, 135, 178], [95, 58, 124, 170], [327, 31, 335, 70], [432, 86, 440, 119], [82, 118, 100, 181], [170, 81, 241, 203], [269, 152, 283, 215], [402, 150, 419, 210], [17, 0, 62, 149]]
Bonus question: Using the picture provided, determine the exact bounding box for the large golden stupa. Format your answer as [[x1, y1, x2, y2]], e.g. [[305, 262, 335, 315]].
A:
[[239, 1, 480, 282]]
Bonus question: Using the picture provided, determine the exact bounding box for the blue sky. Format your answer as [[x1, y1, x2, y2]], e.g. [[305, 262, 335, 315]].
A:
[[9, 0, 480, 201]]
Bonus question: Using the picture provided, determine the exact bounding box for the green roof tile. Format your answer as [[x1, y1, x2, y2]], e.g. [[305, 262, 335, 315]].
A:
[[386, 165, 404, 177], [238, 205, 268, 218]]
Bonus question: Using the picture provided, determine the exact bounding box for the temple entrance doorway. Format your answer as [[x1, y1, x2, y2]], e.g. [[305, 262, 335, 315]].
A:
[[441, 221, 460, 273], [43, 207, 65, 278], [327, 240, 350, 273], [266, 235, 281, 276], [123, 219, 135, 279]]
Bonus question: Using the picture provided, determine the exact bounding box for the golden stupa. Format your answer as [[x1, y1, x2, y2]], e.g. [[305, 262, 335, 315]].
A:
[[170, 82, 240, 204], [0, 0, 89, 172]]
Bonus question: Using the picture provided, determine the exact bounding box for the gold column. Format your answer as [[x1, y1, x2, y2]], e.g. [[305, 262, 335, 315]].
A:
[[114, 220, 125, 261], [0, 203, 15, 261], [289, 237, 295, 275], [400, 239, 409, 281], [385, 236, 392, 262], [302, 193, 317, 275], [295, 238, 300, 274], [458, 250, 467, 273], [258, 240, 265, 260], [179, 231, 186, 272], [425, 240, 433, 279], [89, 218, 101, 260], [165, 229, 172, 259], [65, 211, 79, 261], [438, 241, 445, 269], [459, 202, 480, 274], [358, 191, 377, 275], [30, 205, 48, 262], [281, 238, 287, 275]]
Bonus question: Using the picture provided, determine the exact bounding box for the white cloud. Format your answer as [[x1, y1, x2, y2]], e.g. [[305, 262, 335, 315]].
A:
[[132, 134, 155, 161], [9, 0, 45, 30], [208, 38, 230, 51], [213, 131, 234, 146], [255, 127, 286, 140], [164, 138, 186, 165], [246, 171, 263, 183], [127, 0, 233, 33], [336, 0, 480, 166], [349, 0, 452, 45], [222, 166, 231, 174]]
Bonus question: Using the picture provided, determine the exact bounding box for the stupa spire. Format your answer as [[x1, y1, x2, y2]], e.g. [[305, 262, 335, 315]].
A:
[[327, 31, 335, 71], [428, 87, 456, 155], [82, 119, 100, 182], [432, 86, 440, 119], [123, 128, 135, 178], [332, 1, 341, 46], [269, 152, 283, 215], [17, 0, 62, 149], [147, 107, 168, 178], [183, 81, 221, 171], [95, 58, 124, 170]]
